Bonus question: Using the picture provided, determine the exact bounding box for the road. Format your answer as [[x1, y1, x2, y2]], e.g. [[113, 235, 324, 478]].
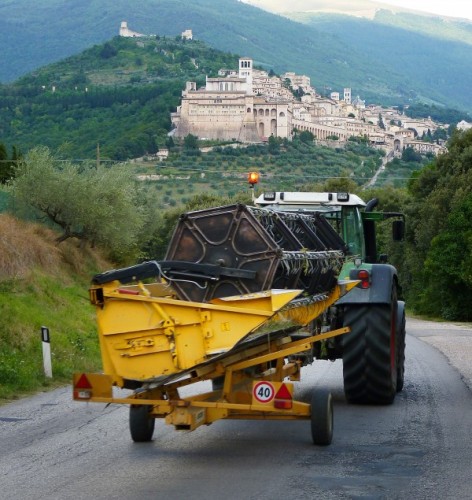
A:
[[1, 318, 471, 500], [365, 150, 394, 188]]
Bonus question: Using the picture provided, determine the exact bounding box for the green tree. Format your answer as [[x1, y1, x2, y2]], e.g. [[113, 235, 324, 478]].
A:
[[299, 130, 314, 144], [268, 135, 280, 154], [100, 42, 118, 59], [305, 176, 358, 193], [8, 147, 145, 261], [420, 195, 472, 319], [0, 143, 8, 183], [378, 113, 385, 130], [401, 147, 422, 162], [432, 128, 448, 141], [403, 128, 472, 318], [0, 143, 18, 184], [183, 134, 200, 155]]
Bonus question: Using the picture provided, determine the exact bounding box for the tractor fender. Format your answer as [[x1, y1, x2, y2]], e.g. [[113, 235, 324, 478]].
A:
[[337, 264, 397, 306]]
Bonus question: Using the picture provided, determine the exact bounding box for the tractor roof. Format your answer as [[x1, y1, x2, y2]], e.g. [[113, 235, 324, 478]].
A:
[[254, 192, 366, 208]]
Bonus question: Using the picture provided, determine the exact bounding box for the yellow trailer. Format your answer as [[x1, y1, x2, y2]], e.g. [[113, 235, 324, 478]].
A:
[[73, 266, 357, 446]]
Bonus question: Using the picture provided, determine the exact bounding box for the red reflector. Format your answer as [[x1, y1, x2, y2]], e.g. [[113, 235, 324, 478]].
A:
[[274, 399, 293, 409], [274, 384, 293, 409], [275, 384, 292, 400], [75, 373, 92, 389]]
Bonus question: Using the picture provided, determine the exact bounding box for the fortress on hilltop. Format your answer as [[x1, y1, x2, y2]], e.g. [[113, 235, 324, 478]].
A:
[[119, 22, 193, 41], [119, 22, 145, 38]]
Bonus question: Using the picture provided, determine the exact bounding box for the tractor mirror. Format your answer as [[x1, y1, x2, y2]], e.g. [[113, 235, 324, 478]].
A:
[[392, 220, 405, 241]]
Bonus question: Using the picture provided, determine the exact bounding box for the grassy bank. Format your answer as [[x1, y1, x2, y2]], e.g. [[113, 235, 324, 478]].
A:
[[0, 214, 110, 402]]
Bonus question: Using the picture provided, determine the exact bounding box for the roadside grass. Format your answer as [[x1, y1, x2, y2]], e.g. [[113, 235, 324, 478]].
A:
[[0, 214, 109, 403]]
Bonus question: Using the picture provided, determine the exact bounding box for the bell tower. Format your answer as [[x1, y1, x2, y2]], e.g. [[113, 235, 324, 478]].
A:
[[239, 58, 253, 94]]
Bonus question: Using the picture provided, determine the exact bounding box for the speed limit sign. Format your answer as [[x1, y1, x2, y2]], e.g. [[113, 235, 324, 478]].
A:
[[253, 381, 275, 403]]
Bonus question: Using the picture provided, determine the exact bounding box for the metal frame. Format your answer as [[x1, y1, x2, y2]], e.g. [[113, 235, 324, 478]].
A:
[[74, 326, 349, 430]]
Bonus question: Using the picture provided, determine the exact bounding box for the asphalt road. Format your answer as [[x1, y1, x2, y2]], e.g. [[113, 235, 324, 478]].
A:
[[1, 318, 471, 500]]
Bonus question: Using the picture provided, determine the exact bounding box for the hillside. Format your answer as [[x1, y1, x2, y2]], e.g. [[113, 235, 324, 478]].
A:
[[0, 214, 108, 401], [1, 0, 472, 111], [302, 13, 472, 109], [0, 34, 449, 191], [244, 0, 472, 44], [0, 36, 239, 159]]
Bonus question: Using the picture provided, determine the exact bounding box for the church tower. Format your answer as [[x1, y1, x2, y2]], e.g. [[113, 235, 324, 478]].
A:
[[344, 87, 352, 105], [239, 58, 253, 94]]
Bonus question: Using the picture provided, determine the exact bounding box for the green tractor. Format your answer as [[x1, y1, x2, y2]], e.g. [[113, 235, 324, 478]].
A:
[[254, 191, 406, 404]]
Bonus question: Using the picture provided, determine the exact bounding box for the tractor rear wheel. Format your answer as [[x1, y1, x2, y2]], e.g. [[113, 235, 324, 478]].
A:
[[342, 293, 398, 404]]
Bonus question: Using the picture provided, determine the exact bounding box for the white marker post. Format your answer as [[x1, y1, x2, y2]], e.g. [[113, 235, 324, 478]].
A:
[[41, 326, 53, 378]]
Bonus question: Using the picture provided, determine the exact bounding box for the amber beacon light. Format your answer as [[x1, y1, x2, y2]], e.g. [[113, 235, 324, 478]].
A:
[[248, 171, 259, 186]]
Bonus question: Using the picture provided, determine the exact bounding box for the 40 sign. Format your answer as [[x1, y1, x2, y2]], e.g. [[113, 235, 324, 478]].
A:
[[253, 381, 275, 403]]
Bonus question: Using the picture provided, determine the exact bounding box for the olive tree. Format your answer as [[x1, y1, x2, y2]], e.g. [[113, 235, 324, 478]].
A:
[[8, 147, 145, 260], [0, 143, 19, 184]]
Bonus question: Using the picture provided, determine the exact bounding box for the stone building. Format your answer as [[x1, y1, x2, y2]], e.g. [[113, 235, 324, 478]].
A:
[[399, 117, 437, 137], [170, 55, 445, 155], [181, 29, 193, 40], [119, 21, 145, 38], [457, 120, 472, 131], [171, 58, 290, 142], [282, 72, 313, 94]]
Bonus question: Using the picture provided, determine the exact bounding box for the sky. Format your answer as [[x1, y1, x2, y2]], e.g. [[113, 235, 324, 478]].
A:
[[376, 0, 472, 20]]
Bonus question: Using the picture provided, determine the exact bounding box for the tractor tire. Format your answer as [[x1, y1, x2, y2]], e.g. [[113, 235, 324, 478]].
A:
[[396, 301, 406, 392], [342, 292, 398, 405], [129, 405, 155, 442], [310, 389, 333, 446]]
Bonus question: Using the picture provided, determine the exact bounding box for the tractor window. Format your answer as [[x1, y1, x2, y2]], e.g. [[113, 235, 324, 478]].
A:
[[342, 207, 365, 257], [322, 209, 342, 234]]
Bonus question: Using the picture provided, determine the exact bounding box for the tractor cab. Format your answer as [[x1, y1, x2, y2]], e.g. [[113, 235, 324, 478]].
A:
[[254, 191, 404, 264]]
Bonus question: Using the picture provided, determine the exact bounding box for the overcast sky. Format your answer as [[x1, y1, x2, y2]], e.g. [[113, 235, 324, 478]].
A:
[[376, 0, 472, 20]]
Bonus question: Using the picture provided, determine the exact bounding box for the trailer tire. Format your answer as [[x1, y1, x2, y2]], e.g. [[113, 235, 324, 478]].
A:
[[396, 301, 406, 392], [342, 292, 397, 405], [310, 389, 333, 446], [129, 405, 155, 442]]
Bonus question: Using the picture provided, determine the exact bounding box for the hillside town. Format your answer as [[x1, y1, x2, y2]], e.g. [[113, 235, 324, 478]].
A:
[[118, 21, 466, 159], [170, 55, 448, 158]]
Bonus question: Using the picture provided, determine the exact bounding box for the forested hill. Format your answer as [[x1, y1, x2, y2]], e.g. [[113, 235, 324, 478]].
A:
[[292, 13, 472, 111], [0, 34, 470, 163], [1, 0, 472, 112], [0, 36, 239, 159]]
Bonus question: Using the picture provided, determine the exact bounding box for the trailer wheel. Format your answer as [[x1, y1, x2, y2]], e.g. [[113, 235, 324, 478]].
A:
[[342, 290, 398, 404], [310, 389, 333, 446], [396, 301, 406, 392], [129, 405, 155, 442]]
